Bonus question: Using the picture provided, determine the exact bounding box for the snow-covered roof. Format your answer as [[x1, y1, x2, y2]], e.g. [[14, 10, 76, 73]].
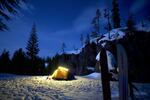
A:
[[98, 28, 126, 43]]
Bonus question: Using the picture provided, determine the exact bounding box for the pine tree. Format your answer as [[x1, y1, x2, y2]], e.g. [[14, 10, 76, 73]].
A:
[[0, 50, 11, 73], [85, 33, 90, 44], [26, 23, 39, 61], [12, 48, 26, 65], [61, 42, 66, 54], [12, 48, 27, 74], [112, 0, 121, 28], [91, 9, 101, 38], [126, 15, 135, 33], [96, 9, 101, 33], [0, 0, 25, 31], [104, 8, 112, 39]]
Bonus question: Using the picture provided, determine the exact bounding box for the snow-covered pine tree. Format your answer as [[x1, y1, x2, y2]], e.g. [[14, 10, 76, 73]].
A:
[[26, 23, 39, 61], [104, 8, 112, 39], [112, 0, 121, 28]]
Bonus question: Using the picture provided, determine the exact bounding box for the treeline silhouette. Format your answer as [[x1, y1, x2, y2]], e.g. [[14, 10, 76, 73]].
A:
[[0, 45, 95, 76], [0, 48, 45, 75]]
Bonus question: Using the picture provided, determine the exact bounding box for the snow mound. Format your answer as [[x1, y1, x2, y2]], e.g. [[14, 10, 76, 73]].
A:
[[83, 72, 101, 79]]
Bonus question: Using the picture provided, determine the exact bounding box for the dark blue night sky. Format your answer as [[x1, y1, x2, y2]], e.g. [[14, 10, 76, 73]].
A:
[[0, 0, 149, 57]]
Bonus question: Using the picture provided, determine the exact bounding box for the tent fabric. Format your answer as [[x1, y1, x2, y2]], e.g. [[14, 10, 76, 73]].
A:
[[51, 66, 75, 80], [52, 67, 69, 80]]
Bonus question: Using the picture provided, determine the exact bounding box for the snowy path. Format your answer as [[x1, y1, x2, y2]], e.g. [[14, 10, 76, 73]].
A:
[[0, 74, 150, 100]]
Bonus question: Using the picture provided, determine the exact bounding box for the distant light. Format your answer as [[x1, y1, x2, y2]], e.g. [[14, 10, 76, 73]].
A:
[[45, 63, 48, 68]]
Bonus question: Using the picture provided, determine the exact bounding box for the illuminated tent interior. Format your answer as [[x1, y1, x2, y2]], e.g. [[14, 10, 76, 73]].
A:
[[51, 66, 75, 80]]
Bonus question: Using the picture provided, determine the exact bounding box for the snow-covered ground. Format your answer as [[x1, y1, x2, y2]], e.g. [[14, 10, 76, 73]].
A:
[[0, 73, 150, 100]]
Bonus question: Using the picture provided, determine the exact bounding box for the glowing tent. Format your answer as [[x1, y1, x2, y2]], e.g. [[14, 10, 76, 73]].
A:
[[51, 66, 75, 80]]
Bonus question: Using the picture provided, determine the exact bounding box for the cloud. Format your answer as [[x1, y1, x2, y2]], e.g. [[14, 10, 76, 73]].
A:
[[130, 0, 148, 14], [52, 7, 97, 36], [73, 7, 96, 32], [20, 1, 35, 12], [10, 1, 35, 20], [2, 1, 35, 21], [44, 7, 97, 43], [52, 6, 107, 37]]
